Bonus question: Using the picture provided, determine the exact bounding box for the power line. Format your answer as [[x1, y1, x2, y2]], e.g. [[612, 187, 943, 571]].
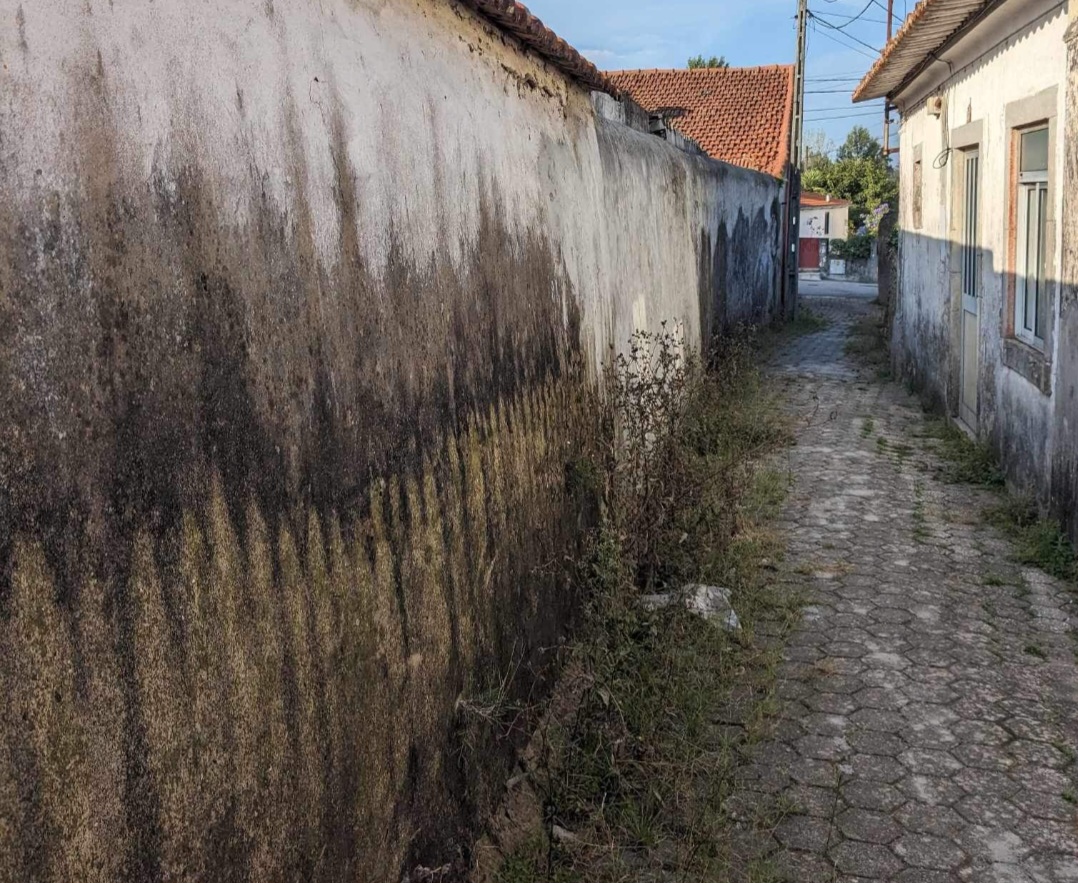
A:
[[808, 11, 882, 53], [808, 68, 873, 76], [806, 110, 883, 121], [807, 102, 883, 112], [814, 13, 890, 25], [818, 0, 875, 29], [808, 21, 879, 59], [871, 0, 904, 23]]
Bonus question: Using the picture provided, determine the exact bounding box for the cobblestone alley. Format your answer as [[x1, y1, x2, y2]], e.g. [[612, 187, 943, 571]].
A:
[[752, 284, 1078, 882]]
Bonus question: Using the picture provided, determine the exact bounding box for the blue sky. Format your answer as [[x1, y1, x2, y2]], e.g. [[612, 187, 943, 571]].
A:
[[524, 0, 911, 154]]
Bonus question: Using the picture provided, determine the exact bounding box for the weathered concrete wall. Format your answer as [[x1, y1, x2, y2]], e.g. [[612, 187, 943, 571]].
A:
[[892, 3, 1075, 534], [1054, 9, 1078, 542], [0, 0, 785, 879]]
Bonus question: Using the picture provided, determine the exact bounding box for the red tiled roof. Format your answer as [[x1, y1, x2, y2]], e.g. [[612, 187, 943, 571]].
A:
[[802, 191, 850, 208], [460, 0, 616, 94], [607, 65, 796, 178], [853, 0, 987, 101]]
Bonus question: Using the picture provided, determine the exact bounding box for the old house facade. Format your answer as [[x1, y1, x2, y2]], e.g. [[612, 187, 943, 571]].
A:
[[855, 0, 1078, 540], [799, 191, 851, 274]]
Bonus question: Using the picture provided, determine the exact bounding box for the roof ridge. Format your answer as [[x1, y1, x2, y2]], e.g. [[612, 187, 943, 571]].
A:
[[608, 63, 795, 76]]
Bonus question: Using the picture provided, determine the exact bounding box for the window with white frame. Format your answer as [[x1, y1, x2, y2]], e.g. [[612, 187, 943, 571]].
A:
[[1016, 126, 1049, 347]]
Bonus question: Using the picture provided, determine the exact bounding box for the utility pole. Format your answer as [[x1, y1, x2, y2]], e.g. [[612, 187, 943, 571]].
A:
[[883, 0, 895, 155], [791, 0, 809, 168], [786, 0, 809, 320]]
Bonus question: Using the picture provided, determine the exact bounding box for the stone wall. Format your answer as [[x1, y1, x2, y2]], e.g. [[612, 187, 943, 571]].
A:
[[0, 0, 786, 879]]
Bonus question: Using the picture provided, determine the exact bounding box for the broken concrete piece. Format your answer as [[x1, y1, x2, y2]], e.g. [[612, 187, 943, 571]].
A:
[[551, 825, 580, 845], [640, 584, 741, 631]]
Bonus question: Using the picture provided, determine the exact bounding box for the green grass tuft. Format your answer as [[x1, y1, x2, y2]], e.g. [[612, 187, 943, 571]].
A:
[[787, 307, 829, 335], [917, 417, 1004, 487], [985, 498, 1078, 583]]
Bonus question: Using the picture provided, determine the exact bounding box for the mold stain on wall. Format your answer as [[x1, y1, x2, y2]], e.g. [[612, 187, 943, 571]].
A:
[[0, 96, 595, 879]]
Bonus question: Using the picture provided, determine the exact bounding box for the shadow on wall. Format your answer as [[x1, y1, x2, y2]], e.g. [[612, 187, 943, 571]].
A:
[[698, 193, 786, 352], [0, 135, 600, 880], [895, 230, 1078, 540]]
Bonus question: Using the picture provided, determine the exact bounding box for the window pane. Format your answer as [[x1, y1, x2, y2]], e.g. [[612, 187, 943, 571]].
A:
[[1021, 128, 1049, 174], [1024, 186, 1036, 332], [1036, 185, 1048, 340]]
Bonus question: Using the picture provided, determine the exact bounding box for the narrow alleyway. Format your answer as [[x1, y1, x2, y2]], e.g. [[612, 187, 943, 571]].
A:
[[754, 283, 1078, 882]]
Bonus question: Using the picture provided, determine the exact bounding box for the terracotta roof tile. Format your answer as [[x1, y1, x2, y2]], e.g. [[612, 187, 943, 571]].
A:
[[460, 0, 616, 94], [802, 191, 850, 208], [608, 65, 796, 178]]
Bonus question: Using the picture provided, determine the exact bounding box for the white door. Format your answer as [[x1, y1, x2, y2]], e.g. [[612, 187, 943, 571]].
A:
[[960, 150, 980, 431]]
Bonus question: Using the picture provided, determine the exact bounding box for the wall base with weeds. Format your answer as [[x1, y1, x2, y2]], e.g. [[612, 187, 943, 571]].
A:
[[911, 412, 1077, 588], [465, 325, 800, 883]]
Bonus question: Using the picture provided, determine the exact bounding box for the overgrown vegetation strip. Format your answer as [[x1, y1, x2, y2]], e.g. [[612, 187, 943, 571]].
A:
[[474, 326, 801, 882]]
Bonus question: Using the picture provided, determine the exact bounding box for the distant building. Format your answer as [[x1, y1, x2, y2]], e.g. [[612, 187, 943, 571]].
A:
[[798, 192, 851, 274], [800, 192, 850, 241], [854, 0, 1078, 541], [608, 65, 796, 179]]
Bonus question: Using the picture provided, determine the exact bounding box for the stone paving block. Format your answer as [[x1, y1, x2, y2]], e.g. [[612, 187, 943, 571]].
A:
[[899, 749, 963, 777], [846, 753, 907, 784], [830, 840, 906, 877], [774, 815, 834, 853], [850, 708, 907, 733], [836, 808, 902, 844], [893, 804, 965, 838], [847, 729, 905, 757], [842, 780, 906, 812], [785, 783, 840, 818], [898, 775, 967, 807], [892, 834, 967, 871], [773, 849, 836, 882]]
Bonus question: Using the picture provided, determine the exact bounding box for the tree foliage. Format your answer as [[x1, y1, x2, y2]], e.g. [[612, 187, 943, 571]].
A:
[[687, 55, 729, 69], [803, 130, 835, 171], [803, 126, 897, 234], [836, 125, 884, 161]]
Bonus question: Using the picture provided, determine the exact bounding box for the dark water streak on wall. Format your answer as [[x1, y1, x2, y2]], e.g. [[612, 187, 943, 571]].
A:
[[0, 108, 593, 880]]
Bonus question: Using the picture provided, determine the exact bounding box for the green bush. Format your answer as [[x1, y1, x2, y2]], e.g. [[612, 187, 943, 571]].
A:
[[831, 234, 873, 261]]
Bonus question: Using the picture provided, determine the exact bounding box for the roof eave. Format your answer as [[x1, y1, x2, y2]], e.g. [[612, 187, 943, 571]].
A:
[[851, 0, 997, 104], [460, 0, 618, 96]]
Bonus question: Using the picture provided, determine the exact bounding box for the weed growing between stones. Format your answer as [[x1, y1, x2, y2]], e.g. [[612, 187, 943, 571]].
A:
[[844, 311, 891, 380], [907, 406, 1078, 590], [786, 308, 830, 336], [483, 327, 801, 883], [984, 497, 1078, 583], [838, 300, 1077, 594], [915, 417, 1005, 488]]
